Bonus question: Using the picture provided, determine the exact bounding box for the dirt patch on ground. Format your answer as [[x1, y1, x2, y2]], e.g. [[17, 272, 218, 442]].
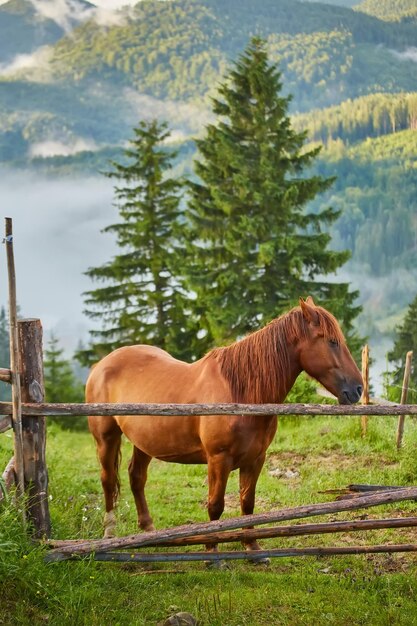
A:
[[199, 493, 274, 512], [268, 452, 306, 466], [267, 451, 399, 473]]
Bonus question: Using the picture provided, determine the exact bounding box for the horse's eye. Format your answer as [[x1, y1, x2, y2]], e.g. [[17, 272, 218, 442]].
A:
[[329, 339, 339, 347]]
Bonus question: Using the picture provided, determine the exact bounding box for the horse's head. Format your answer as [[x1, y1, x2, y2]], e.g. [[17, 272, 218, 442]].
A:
[[297, 297, 363, 405]]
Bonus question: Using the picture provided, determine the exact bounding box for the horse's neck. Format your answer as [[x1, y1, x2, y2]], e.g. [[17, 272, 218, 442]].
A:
[[215, 327, 302, 404]]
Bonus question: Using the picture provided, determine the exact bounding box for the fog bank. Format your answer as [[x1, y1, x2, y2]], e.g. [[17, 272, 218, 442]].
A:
[[0, 171, 117, 350]]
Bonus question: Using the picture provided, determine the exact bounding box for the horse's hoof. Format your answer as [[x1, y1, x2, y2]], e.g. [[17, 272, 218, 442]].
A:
[[103, 530, 116, 539], [142, 524, 156, 532], [248, 555, 270, 566], [204, 559, 229, 570]]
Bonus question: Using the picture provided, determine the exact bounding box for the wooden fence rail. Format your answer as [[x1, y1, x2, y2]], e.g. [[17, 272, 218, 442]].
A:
[[1, 401, 417, 417]]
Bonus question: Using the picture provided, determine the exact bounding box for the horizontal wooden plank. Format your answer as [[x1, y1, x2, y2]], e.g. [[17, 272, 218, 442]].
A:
[[47, 516, 417, 550], [46, 543, 417, 563], [0, 402, 416, 417], [0, 368, 11, 383]]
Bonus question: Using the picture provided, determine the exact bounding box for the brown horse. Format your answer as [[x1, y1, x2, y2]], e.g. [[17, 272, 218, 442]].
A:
[[87, 297, 363, 554]]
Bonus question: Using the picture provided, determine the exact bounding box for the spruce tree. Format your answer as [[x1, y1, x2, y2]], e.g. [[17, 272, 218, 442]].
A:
[[44, 334, 86, 430], [80, 120, 193, 365], [386, 295, 417, 403], [44, 334, 84, 403], [185, 37, 361, 351], [0, 307, 10, 402]]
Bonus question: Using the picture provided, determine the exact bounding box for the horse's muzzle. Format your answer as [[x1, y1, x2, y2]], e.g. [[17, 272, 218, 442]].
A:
[[339, 384, 363, 405]]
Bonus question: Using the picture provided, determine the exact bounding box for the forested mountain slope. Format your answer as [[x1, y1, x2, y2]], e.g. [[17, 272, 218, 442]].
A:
[[294, 93, 417, 144], [0, 0, 416, 342], [48, 0, 417, 107], [0, 0, 94, 62], [356, 0, 417, 22], [311, 129, 417, 276]]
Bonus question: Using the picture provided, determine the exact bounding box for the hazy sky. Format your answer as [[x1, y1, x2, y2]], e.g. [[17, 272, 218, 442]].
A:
[[0, 173, 118, 352]]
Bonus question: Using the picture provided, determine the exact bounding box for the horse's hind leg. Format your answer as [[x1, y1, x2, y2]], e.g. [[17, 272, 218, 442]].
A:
[[239, 455, 269, 561], [89, 416, 122, 538], [128, 447, 155, 532], [205, 454, 233, 559]]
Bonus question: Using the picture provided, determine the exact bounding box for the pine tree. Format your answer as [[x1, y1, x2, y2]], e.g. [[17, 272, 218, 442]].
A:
[[44, 334, 84, 403], [185, 37, 361, 351], [80, 120, 194, 365], [0, 306, 10, 402], [386, 294, 417, 403]]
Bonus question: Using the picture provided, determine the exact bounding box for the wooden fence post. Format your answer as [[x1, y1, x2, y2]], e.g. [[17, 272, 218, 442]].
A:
[[18, 319, 51, 538], [361, 345, 369, 437], [4, 217, 25, 506], [396, 351, 413, 450]]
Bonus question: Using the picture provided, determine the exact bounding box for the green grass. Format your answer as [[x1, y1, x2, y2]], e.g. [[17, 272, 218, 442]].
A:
[[1, 415, 417, 625]]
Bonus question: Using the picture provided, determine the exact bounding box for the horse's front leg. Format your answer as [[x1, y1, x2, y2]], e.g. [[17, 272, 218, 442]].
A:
[[239, 454, 269, 562], [205, 454, 233, 558], [128, 447, 155, 532]]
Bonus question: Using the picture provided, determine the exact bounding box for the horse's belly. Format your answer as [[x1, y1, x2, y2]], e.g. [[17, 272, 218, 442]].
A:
[[155, 451, 207, 464], [116, 415, 205, 461]]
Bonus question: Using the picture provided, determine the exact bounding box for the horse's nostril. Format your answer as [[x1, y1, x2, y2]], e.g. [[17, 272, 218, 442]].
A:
[[357, 385, 363, 398]]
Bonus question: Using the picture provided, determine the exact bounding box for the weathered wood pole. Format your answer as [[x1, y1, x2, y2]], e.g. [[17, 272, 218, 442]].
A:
[[48, 544, 417, 564], [361, 344, 369, 437], [18, 319, 50, 538], [396, 351, 413, 450], [0, 456, 16, 502], [4, 217, 25, 502]]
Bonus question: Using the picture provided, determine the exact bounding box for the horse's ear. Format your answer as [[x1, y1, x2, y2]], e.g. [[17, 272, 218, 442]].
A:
[[299, 297, 319, 325]]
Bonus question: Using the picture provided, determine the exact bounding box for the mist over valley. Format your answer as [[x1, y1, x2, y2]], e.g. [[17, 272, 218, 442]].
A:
[[0, 0, 416, 394]]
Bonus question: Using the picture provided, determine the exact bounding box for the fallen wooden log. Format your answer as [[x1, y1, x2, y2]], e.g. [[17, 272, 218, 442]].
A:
[[46, 543, 417, 563], [46, 487, 417, 560], [46, 516, 417, 551], [322, 484, 409, 501], [348, 484, 404, 492]]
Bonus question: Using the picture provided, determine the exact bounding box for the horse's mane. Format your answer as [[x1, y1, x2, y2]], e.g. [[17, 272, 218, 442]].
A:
[[208, 305, 345, 403]]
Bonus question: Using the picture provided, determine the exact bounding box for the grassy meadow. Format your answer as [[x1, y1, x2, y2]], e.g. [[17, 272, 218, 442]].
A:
[[1, 413, 417, 625]]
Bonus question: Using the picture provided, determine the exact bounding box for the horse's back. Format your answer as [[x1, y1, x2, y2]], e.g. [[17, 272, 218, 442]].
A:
[[86, 344, 190, 403]]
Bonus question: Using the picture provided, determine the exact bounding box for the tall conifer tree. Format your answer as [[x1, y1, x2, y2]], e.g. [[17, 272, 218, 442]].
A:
[[0, 307, 10, 401], [386, 294, 417, 403], [80, 120, 192, 365], [44, 334, 84, 403], [185, 37, 361, 350]]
